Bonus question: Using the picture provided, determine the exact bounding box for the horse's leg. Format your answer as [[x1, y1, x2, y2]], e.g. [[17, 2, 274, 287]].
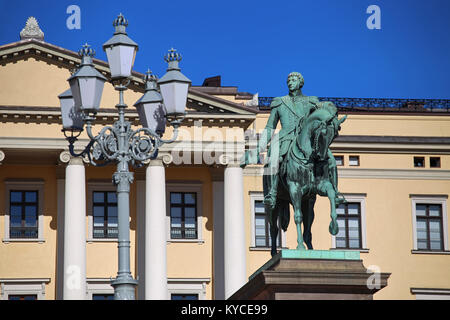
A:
[[269, 205, 279, 257], [326, 185, 339, 235], [286, 181, 306, 250], [302, 195, 316, 250]]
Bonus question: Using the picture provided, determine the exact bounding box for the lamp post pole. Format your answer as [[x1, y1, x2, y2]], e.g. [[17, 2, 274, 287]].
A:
[[59, 14, 191, 300]]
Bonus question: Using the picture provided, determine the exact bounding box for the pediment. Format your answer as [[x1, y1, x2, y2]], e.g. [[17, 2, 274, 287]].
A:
[[0, 39, 256, 125]]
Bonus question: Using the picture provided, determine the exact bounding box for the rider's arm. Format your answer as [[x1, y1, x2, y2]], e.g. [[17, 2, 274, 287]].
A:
[[257, 97, 281, 153]]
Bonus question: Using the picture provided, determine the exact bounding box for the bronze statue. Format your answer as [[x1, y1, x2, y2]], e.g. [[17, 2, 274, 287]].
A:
[[243, 72, 346, 255]]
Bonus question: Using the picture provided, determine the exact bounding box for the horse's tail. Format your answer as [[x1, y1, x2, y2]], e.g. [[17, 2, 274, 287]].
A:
[[279, 200, 290, 232]]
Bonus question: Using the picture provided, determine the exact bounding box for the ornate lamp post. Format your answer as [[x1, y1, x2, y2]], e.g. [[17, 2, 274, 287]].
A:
[[58, 14, 190, 300]]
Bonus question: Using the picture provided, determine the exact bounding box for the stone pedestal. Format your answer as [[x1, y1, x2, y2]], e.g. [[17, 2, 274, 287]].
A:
[[229, 250, 390, 300]]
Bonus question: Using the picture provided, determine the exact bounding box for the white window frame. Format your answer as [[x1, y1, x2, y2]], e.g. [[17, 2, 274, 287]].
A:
[[249, 192, 286, 250], [167, 278, 209, 300], [411, 195, 448, 252], [87, 181, 117, 242], [3, 180, 45, 243], [86, 278, 115, 300], [331, 193, 368, 252], [166, 182, 204, 243], [0, 278, 50, 300]]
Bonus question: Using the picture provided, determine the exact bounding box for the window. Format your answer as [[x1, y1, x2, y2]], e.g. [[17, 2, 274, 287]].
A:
[[415, 203, 444, 251], [166, 183, 203, 242], [86, 279, 115, 300], [9, 190, 38, 239], [411, 196, 448, 252], [250, 192, 284, 249], [167, 278, 209, 300], [430, 157, 441, 168], [0, 278, 50, 300], [335, 202, 362, 249], [170, 192, 197, 239], [92, 191, 118, 239], [3, 180, 44, 243], [335, 155, 344, 166], [87, 182, 117, 242], [171, 294, 198, 300], [92, 294, 114, 300], [414, 157, 425, 168], [8, 295, 37, 300], [254, 199, 280, 248], [349, 155, 360, 166]]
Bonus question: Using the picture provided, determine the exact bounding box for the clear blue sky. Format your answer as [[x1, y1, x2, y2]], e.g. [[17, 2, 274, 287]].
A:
[[1, 0, 449, 99]]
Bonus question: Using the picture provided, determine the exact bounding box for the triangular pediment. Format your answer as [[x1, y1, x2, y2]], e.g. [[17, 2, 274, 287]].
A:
[[0, 39, 256, 123]]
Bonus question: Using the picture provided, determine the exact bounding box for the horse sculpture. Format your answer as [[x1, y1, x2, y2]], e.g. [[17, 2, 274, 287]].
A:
[[265, 101, 347, 256]]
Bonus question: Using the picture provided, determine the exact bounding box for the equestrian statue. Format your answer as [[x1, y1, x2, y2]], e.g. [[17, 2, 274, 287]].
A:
[[242, 72, 347, 256]]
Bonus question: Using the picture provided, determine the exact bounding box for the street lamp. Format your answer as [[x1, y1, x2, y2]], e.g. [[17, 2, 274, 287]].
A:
[[58, 13, 191, 300]]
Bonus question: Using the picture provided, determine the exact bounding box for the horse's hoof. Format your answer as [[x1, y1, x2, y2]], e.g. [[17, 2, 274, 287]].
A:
[[329, 220, 339, 235], [296, 243, 306, 251]]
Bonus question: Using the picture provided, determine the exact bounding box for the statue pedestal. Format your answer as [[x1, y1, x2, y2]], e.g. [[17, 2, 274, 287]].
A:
[[228, 250, 390, 300]]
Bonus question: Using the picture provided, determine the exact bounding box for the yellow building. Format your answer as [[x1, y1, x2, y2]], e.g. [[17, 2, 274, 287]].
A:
[[0, 18, 449, 300]]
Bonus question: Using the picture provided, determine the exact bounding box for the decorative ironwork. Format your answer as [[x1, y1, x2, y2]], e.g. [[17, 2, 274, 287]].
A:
[[258, 97, 450, 112]]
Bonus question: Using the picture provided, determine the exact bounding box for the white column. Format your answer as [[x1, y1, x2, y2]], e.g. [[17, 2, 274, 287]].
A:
[[136, 179, 146, 300], [63, 157, 86, 300], [212, 179, 225, 300], [145, 159, 168, 300], [224, 163, 246, 299]]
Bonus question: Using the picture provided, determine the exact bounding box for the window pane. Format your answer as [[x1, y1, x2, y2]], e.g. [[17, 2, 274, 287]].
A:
[[416, 205, 427, 217], [93, 192, 104, 203], [430, 240, 442, 251], [255, 237, 267, 247], [349, 239, 360, 248], [171, 217, 181, 228], [417, 239, 428, 250], [108, 216, 118, 228], [93, 206, 104, 217], [10, 191, 22, 202], [108, 206, 118, 218], [429, 205, 441, 217], [170, 193, 182, 204], [107, 192, 117, 203], [25, 205, 37, 217], [336, 205, 345, 215], [348, 203, 360, 215], [255, 201, 265, 213], [185, 207, 196, 219], [336, 238, 346, 248], [171, 207, 182, 218], [25, 191, 37, 203], [94, 216, 104, 227], [184, 193, 196, 204], [417, 230, 428, 241]]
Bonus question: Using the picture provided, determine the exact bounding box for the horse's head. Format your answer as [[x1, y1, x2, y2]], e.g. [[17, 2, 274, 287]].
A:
[[297, 102, 346, 161]]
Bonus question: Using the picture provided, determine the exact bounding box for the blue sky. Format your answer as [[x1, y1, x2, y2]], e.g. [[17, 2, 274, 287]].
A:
[[1, 0, 449, 99]]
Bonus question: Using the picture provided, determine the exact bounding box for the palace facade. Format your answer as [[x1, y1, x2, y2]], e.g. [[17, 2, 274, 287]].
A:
[[1, 18, 449, 300]]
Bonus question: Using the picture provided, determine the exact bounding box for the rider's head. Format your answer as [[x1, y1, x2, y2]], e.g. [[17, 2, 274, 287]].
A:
[[287, 72, 304, 93]]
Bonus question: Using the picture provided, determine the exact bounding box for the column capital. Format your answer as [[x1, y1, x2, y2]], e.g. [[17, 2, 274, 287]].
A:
[[59, 151, 88, 165]]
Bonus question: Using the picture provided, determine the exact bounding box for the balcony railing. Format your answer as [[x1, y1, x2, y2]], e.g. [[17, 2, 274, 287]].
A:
[[93, 226, 118, 239], [10, 227, 38, 239], [170, 226, 197, 239], [257, 97, 450, 112]]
